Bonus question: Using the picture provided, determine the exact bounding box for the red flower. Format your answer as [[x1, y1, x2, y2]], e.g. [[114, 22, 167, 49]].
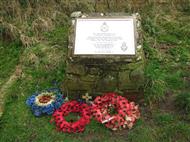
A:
[[52, 101, 91, 133], [92, 93, 140, 130]]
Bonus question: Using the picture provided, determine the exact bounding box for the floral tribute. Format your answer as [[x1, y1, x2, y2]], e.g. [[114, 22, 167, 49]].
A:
[[26, 88, 64, 116], [91, 93, 140, 131], [52, 101, 91, 133]]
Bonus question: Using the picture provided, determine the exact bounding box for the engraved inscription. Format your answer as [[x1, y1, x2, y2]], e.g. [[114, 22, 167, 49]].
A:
[[74, 18, 136, 55]]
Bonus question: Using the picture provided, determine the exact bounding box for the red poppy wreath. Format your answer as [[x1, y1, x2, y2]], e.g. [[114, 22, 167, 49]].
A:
[[52, 101, 91, 133], [91, 93, 140, 130]]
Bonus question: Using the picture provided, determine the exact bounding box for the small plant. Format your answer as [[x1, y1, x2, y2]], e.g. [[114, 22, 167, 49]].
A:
[[44, 26, 68, 46], [142, 17, 159, 37], [0, 42, 23, 85], [144, 58, 168, 103], [175, 92, 190, 114], [153, 112, 175, 126]]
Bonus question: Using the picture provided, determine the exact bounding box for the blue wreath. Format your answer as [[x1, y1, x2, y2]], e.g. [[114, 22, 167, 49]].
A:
[[26, 88, 64, 117]]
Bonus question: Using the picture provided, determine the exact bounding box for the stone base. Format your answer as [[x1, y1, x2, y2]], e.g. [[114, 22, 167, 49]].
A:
[[62, 46, 145, 97]]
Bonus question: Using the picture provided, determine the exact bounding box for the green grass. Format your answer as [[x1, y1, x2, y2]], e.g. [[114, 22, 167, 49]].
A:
[[0, 42, 23, 86], [142, 9, 190, 103], [0, 2, 190, 142], [127, 120, 156, 142], [44, 26, 69, 46], [152, 112, 190, 142], [19, 43, 66, 90], [175, 92, 190, 114]]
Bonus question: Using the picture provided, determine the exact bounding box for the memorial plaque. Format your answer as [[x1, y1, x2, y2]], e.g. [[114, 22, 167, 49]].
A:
[[74, 17, 136, 55]]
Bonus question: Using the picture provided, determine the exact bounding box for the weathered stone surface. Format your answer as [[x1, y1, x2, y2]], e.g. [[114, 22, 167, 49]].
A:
[[86, 67, 101, 75], [66, 64, 86, 75], [95, 72, 118, 92], [80, 74, 97, 82], [118, 71, 135, 90], [63, 76, 95, 92], [70, 11, 82, 18], [63, 12, 145, 97], [130, 65, 144, 86]]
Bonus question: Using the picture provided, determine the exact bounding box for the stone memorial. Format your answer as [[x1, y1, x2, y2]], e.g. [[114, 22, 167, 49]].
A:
[[62, 12, 145, 99]]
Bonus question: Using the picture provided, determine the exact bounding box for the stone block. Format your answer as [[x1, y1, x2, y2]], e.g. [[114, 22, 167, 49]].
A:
[[63, 76, 95, 92], [81, 74, 97, 82], [130, 65, 144, 87], [118, 71, 135, 90], [95, 72, 118, 92], [66, 64, 86, 76], [86, 67, 101, 76]]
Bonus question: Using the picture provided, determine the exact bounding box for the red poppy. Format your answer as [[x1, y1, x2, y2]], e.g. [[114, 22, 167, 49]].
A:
[[92, 93, 140, 130], [52, 101, 91, 133]]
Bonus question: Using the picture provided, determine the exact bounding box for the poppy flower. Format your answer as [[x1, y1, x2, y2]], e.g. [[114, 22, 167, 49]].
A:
[[92, 93, 140, 130], [52, 101, 91, 133]]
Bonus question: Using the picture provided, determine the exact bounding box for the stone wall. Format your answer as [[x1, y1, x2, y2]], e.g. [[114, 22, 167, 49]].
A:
[[62, 12, 145, 99]]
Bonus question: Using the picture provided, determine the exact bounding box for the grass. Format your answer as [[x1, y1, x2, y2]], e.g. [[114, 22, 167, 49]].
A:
[[175, 92, 190, 114], [44, 26, 69, 46], [127, 120, 156, 142], [0, 1, 190, 142], [20, 43, 66, 89], [152, 112, 190, 142], [0, 42, 23, 86], [142, 8, 190, 103]]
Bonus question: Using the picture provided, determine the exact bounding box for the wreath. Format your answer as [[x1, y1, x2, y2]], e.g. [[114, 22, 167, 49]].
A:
[[26, 88, 64, 116], [91, 93, 140, 130], [52, 101, 91, 133]]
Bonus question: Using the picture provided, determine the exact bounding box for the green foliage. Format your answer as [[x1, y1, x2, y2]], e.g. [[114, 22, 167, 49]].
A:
[[175, 92, 190, 114], [0, 42, 23, 86], [151, 112, 190, 142], [18, 0, 28, 8], [127, 120, 156, 142], [58, 0, 94, 15], [143, 41, 168, 103], [144, 60, 167, 102], [20, 43, 66, 89], [0, 1, 190, 142], [153, 112, 175, 126], [44, 26, 68, 46], [157, 121, 190, 142], [169, 46, 190, 63], [64, 113, 80, 122], [176, 0, 190, 14], [165, 71, 184, 90], [157, 34, 179, 45], [142, 3, 190, 104], [144, 42, 188, 103], [142, 17, 159, 37]]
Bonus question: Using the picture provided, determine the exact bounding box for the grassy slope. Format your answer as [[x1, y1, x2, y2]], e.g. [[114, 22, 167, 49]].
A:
[[0, 42, 23, 86], [0, 2, 190, 142]]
